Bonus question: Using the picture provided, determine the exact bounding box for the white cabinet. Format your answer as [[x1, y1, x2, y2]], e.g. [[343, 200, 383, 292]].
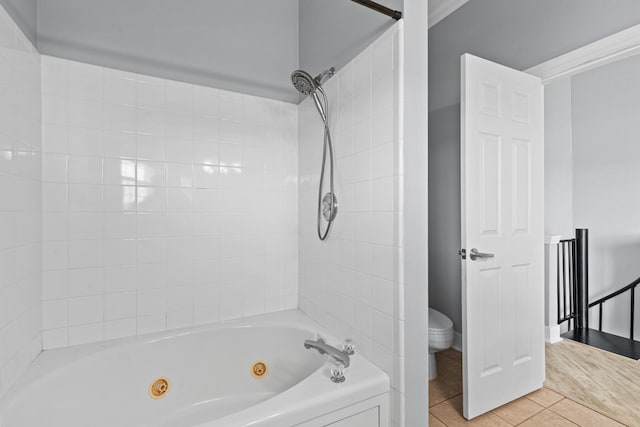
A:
[[325, 407, 378, 426], [295, 393, 388, 427]]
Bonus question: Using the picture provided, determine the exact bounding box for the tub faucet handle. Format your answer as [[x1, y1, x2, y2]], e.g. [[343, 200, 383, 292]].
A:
[[342, 339, 355, 355], [330, 364, 346, 383]]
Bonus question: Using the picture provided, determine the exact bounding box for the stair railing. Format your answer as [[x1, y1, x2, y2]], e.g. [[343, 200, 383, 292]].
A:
[[557, 238, 576, 329], [589, 277, 640, 340], [556, 228, 638, 341]]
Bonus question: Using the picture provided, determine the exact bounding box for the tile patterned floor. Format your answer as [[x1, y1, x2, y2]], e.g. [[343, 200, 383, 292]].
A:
[[429, 349, 627, 426]]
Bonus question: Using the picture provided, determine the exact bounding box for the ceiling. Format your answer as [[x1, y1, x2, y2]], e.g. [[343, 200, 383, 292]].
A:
[[429, 0, 469, 28], [0, 0, 469, 102]]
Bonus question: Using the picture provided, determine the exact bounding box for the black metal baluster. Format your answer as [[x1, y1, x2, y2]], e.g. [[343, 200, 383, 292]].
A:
[[569, 240, 574, 328], [562, 242, 568, 327], [631, 287, 635, 340], [557, 242, 562, 324], [575, 229, 589, 330], [599, 303, 603, 332]]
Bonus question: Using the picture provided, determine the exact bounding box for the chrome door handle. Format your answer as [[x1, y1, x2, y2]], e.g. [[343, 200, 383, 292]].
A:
[[469, 248, 494, 261]]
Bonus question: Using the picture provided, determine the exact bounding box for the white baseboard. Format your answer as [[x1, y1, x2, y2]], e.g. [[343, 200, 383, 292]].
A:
[[451, 331, 462, 352], [545, 325, 563, 344]]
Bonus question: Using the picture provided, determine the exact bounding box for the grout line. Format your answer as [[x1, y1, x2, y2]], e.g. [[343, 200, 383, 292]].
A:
[[548, 397, 630, 427], [544, 404, 583, 427], [427, 391, 462, 409], [497, 398, 547, 426], [514, 409, 580, 427], [428, 410, 449, 426], [568, 395, 628, 423]]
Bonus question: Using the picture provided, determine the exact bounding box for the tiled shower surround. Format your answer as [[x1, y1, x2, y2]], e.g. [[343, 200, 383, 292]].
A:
[[0, 3, 408, 424], [40, 56, 299, 348], [0, 9, 42, 395], [298, 25, 405, 426]]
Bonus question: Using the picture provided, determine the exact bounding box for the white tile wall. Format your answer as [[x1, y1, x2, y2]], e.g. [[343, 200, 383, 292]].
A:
[[41, 56, 299, 349], [0, 10, 405, 422], [0, 6, 42, 397], [298, 25, 405, 426]]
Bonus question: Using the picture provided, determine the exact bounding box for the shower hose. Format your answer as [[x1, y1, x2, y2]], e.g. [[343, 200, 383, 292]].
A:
[[312, 86, 337, 241]]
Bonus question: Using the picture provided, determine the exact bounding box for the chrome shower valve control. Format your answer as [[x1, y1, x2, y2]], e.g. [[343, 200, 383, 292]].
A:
[[322, 193, 338, 222]]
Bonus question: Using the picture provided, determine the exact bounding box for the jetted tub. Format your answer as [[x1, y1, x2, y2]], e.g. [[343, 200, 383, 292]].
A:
[[0, 311, 389, 427]]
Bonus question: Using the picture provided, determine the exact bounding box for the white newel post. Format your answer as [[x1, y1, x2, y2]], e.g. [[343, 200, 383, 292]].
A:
[[545, 235, 563, 343]]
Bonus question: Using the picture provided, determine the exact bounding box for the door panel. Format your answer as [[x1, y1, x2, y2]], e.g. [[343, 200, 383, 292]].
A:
[[461, 53, 545, 419]]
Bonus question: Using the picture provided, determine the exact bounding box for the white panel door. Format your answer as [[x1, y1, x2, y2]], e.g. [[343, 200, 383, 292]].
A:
[[461, 53, 544, 419]]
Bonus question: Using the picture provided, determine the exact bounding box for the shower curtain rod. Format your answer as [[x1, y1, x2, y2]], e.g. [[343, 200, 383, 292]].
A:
[[350, 0, 403, 20]]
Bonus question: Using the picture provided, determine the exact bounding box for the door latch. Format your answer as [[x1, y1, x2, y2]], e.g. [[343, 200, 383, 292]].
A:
[[458, 249, 466, 259]]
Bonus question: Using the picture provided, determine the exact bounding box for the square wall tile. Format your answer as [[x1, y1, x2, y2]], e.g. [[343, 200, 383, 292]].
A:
[[40, 54, 299, 353]]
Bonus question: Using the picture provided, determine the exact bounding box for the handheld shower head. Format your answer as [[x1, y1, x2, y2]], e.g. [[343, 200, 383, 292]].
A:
[[291, 67, 335, 123], [291, 69, 317, 96], [291, 68, 336, 96], [290, 67, 338, 241]]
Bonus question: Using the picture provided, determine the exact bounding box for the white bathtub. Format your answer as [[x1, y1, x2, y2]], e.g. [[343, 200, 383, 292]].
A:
[[0, 311, 389, 427]]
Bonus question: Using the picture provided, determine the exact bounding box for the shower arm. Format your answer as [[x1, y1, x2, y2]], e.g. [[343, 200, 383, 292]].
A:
[[314, 68, 336, 87]]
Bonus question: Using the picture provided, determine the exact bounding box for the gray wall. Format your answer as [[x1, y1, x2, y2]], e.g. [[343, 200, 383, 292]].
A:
[[0, 0, 37, 44], [37, 0, 299, 102], [571, 55, 640, 338], [544, 79, 573, 238], [429, 0, 640, 332], [298, 0, 402, 77]]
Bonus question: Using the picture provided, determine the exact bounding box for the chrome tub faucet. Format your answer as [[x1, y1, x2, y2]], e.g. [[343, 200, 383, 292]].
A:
[[304, 338, 351, 368]]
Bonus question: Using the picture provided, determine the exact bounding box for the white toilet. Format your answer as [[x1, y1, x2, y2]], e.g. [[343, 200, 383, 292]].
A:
[[428, 308, 454, 380]]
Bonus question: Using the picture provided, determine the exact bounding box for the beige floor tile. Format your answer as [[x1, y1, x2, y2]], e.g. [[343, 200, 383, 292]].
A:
[[549, 399, 626, 427], [430, 375, 461, 407], [440, 360, 463, 382], [518, 409, 578, 427], [430, 413, 448, 427], [436, 353, 463, 392], [526, 387, 564, 408], [440, 348, 463, 361], [430, 396, 512, 426], [430, 344, 631, 426], [491, 396, 544, 425]]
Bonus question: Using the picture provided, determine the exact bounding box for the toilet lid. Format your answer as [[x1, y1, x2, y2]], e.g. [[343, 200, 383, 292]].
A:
[[429, 308, 453, 332]]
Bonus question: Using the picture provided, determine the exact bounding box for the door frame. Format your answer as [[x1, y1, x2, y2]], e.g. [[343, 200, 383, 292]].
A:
[[526, 24, 640, 83], [526, 24, 640, 344]]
